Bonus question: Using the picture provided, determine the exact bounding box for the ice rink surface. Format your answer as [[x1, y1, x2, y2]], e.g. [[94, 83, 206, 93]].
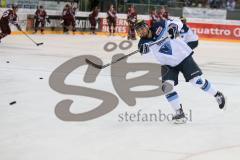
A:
[[0, 34, 240, 160]]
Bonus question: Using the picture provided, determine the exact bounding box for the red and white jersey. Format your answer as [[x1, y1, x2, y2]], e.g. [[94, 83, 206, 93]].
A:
[[71, 6, 77, 17], [35, 9, 47, 21], [62, 8, 75, 21], [107, 9, 117, 20], [0, 9, 18, 25], [127, 10, 137, 24], [151, 13, 160, 23], [89, 9, 99, 21]]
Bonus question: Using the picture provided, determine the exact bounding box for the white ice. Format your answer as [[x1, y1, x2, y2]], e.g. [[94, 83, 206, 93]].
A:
[[0, 34, 240, 160]]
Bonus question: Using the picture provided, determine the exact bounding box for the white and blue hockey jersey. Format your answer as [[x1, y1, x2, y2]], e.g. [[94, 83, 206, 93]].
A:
[[180, 23, 198, 43], [138, 18, 193, 67]]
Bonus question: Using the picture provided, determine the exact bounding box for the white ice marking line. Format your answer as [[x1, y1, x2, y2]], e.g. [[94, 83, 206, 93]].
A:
[[142, 149, 191, 155], [177, 144, 240, 160]]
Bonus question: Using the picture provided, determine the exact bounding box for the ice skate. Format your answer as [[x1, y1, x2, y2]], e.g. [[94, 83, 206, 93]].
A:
[[215, 91, 226, 109], [172, 106, 187, 124]]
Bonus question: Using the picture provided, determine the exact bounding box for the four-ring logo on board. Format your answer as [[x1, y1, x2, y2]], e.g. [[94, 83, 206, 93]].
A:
[[233, 28, 240, 38]]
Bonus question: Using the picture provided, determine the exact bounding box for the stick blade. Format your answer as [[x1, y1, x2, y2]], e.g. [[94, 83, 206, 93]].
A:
[[85, 59, 103, 69], [36, 42, 44, 46]]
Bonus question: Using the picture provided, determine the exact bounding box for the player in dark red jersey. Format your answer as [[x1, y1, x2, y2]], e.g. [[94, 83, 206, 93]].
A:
[[62, 4, 76, 34], [70, 2, 77, 20], [150, 8, 160, 28], [159, 7, 169, 20], [89, 6, 99, 35], [127, 5, 137, 40], [107, 4, 117, 36], [0, 4, 21, 42], [34, 5, 49, 34]]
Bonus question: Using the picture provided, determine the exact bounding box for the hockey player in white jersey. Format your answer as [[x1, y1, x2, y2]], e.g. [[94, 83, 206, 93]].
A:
[[179, 16, 199, 50], [135, 19, 225, 123]]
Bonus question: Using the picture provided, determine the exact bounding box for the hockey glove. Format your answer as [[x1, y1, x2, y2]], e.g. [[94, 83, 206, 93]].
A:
[[139, 43, 150, 55], [15, 24, 22, 31], [47, 18, 51, 24], [168, 24, 178, 39]]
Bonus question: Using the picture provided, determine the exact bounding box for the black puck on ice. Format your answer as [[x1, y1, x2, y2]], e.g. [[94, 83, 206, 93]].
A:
[[9, 101, 16, 105], [6, 61, 10, 63], [39, 77, 43, 80]]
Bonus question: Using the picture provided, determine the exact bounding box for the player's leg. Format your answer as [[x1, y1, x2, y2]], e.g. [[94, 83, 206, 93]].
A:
[[189, 76, 225, 109], [72, 20, 76, 33], [89, 19, 93, 34], [34, 20, 39, 33], [131, 24, 136, 40], [0, 23, 11, 42], [40, 21, 45, 34], [113, 20, 116, 35], [108, 19, 112, 35], [0, 24, 5, 41], [181, 56, 226, 109], [92, 21, 96, 34], [129, 23, 136, 40], [187, 40, 198, 50], [161, 65, 186, 124], [63, 20, 69, 33], [127, 23, 131, 39]]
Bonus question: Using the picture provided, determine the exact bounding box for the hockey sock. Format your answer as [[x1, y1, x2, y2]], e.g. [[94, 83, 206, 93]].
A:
[[190, 76, 217, 96], [165, 91, 182, 111]]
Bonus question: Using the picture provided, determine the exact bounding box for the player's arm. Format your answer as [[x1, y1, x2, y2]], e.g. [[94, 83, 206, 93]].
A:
[[13, 20, 22, 31], [138, 39, 153, 55], [10, 14, 22, 31], [45, 11, 50, 23], [13, 21, 22, 31], [34, 10, 38, 19], [168, 23, 178, 39], [167, 19, 183, 39]]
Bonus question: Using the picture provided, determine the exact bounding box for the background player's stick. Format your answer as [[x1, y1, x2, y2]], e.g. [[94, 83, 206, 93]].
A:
[[21, 30, 44, 46], [0, 10, 43, 46], [86, 36, 169, 69]]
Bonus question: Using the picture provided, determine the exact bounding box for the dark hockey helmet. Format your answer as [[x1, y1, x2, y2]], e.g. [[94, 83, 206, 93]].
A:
[[135, 20, 148, 30], [65, 4, 70, 8], [180, 16, 187, 23], [12, 4, 18, 10], [135, 20, 149, 37], [39, 5, 44, 9]]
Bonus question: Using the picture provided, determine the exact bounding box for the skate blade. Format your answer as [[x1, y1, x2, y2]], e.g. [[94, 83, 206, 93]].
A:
[[222, 96, 227, 111], [172, 118, 187, 124]]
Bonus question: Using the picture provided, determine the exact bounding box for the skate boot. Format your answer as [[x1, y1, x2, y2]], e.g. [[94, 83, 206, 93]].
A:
[[215, 91, 226, 109], [172, 105, 187, 124]]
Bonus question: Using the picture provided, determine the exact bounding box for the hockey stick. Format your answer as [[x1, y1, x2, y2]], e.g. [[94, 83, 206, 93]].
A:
[[86, 49, 139, 69], [0, 9, 43, 46], [86, 36, 169, 69], [21, 30, 44, 46]]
